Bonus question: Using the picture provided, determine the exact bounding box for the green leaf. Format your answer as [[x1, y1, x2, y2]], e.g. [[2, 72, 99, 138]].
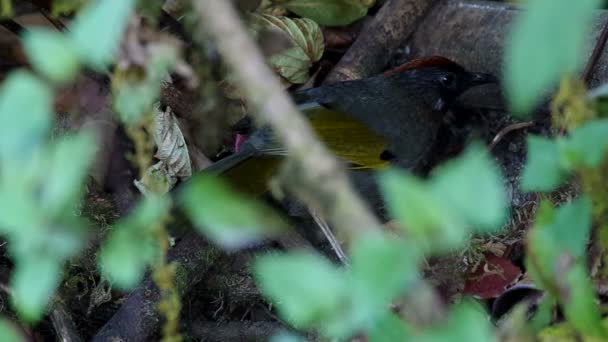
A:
[[11, 258, 61, 322], [562, 264, 606, 337], [526, 197, 605, 336], [563, 119, 608, 167], [431, 144, 506, 230], [416, 301, 496, 342], [274, 0, 371, 26], [0, 319, 23, 342], [366, 311, 410, 342], [0, 71, 52, 160], [252, 14, 324, 84], [504, 0, 601, 116], [522, 120, 608, 192], [379, 169, 465, 252], [350, 232, 419, 315], [379, 144, 507, 253], [69, 0, 136, 70], [253, 252, 348, 331], [113, 54, 175, 123], [22, 28, 80, 83], [529, 197, 591, 262], [98, 226, 157, 288], [269, 332, 307, 342], [180, 174, 288, 249], [40, 133, 97, 216], [99, 196, 169, 288], [521, 135, 567, 191], [348, 233, 419, 338]]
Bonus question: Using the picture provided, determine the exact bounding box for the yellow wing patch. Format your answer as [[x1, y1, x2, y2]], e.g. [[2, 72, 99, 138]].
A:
[[306, 106, 390, 170]]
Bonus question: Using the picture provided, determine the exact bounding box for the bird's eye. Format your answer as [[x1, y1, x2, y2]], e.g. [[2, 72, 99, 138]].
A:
[[439, 74, 455, 87]]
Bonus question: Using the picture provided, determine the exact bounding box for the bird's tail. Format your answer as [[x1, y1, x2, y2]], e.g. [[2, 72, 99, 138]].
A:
[[204, 147, 282, 196]]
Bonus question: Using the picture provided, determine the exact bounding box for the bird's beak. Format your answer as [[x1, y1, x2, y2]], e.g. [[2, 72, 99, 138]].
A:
[[468, 72, 498, 86]]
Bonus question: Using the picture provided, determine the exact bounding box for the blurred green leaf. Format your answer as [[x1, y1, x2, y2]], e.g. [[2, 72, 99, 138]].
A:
[[254, 252, 348, 331], [0, 319, 23, 342], [98, 227, 157, 288], [530, 296, 556, 333], [181, 174, 288, 249], [11, 258, 61, 322], [345, 233, 419, 339], [69, 0, 136, 70], [0, 71, 52, 161], [521, 135, 566, 191], [273, 0, 371, 26], [562, 119, 608, 167], [22, 29, 80, 83], [431, 144, 506, 230], [523, 120, 608, 192], [504, 0, 601, 116], [366, 311, 410, 342], [416, 302, 496, 342], [41, 133, 97, 216], [350, 232, 419, 316], [269, 332, 307, 342], [113, 54, 175, 123], [527, 198, 591, 272], [379, 144, 506, 253], [526, 197, 605, 337], [562, 264, 606, 337], [99, 196, 169, 288], [252, 14, 324, 84], [380, 170, 464, 252]]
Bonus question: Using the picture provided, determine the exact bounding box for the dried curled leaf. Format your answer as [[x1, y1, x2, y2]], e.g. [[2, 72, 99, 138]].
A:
[[135, 105, 191, 194], [153, 105, 191, 179], [252, 14, 324, 84]]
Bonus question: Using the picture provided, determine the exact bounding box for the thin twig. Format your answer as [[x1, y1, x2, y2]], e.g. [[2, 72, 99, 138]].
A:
[[192, 0, 382, 248], [309, 208, 349, 265], [488, 121, 534, 150]]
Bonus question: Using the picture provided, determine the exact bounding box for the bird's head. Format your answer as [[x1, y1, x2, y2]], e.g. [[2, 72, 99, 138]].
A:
[[385, 56, 497, 111]]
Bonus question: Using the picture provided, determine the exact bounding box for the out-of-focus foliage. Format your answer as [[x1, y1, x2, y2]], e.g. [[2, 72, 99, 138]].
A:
[[521, 119, 608, 191], [505, 0, 608, 339], [253, 231, 420, 339], [0, 0, 135, 321], [0, 71, 95, 321], [0, 320, 22, 342], [504, 0, 600, 116], [98, 195, 169, 288], [526, 198, 606, 337], [181, 174, 289, 249], [379, 144, 506, 253]]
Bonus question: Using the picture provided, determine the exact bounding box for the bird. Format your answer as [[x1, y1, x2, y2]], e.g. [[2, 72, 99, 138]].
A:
[[202, 56, 497, 199]]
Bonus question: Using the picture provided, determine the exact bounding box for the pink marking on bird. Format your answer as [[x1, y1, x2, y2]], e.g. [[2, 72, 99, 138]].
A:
[[234, 133, 247, 152]]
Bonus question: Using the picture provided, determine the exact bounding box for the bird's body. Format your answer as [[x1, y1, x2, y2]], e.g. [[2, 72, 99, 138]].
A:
[[205, 56, 496, 199]]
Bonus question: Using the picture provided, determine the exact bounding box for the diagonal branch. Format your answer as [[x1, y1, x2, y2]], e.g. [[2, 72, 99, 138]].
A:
[[191, 0, 382, 246]]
